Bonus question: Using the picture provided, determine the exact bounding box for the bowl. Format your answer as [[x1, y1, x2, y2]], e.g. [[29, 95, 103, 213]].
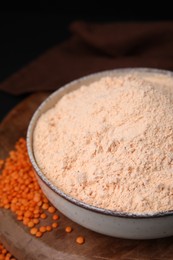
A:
[[27, 68, 173, 239]]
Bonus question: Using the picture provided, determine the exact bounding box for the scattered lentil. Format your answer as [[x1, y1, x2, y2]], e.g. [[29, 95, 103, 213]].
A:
[[65, 226, 72, 233], [30, 227, 38, 235], [52, 214, 59, 220], [27, 221, 35, 228], [46, 226, 52, 232], [0, 138, 85, 259], [52, 222, 58, 229], [42, 203, 49, 210], [76, 236, 85, 245], [33, 218, 40, 224], [0, 242, 16, 260], [39, 226, 47, 233], [36, 231, 42, 238], [40, 213, 47, 219], [48, 206, 56, 214]]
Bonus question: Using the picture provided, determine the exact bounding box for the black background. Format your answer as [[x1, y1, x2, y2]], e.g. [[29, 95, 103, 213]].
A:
[[0, 11, 173, 121]]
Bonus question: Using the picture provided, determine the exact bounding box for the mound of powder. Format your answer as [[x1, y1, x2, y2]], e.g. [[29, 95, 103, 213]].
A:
[[33, 73, 173, 213]]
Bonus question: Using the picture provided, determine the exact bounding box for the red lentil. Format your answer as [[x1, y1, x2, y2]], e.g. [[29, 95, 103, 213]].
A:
[[52, 222, 58, 229], [65, 226, 72, 233], [0, 242, 16, 260], [46, 226, 52, 232], [48, 206, 56, 214], [0, 139, 49, 227], [40, 213, 47, 219], [42, 203, 49, 210], [0, 138, 85, 259], [27, 221, 35, 228], [39, 226, 47, 233], [36, 231, 42, 238], [30, 227, 38, 235], [76, 236, 85, 245], [52, 214, 59, 220], [33, 219, 40, 225]]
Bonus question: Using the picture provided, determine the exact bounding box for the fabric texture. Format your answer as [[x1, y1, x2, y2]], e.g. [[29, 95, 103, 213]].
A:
[[0, 21, 173, 95]]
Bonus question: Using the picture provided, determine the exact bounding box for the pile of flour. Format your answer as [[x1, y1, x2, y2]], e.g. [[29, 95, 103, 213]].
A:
[[33, 72, 173, 213]]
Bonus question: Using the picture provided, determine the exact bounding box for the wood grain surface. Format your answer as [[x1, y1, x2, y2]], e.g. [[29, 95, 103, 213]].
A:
[[1, 93, 173, 260]]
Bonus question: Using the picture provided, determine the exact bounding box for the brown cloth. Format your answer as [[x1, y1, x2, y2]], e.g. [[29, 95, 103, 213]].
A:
[[1, 21, 173, 95]]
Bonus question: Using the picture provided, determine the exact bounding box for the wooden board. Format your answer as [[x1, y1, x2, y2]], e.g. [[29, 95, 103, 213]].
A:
[[1, 93, 173, 260]]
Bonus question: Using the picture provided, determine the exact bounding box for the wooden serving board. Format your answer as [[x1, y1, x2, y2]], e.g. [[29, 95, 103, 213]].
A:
[[1, 93, 173, 260]]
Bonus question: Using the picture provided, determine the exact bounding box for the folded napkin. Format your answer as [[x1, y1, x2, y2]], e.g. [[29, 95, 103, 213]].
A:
[[1, 21, 173, 95]]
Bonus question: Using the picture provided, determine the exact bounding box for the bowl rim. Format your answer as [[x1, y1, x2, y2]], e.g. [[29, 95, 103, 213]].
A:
[[27, 67, 173, 219]]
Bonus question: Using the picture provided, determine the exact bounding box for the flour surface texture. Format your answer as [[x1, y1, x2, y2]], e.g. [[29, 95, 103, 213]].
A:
[[33, 72, 173, 213]]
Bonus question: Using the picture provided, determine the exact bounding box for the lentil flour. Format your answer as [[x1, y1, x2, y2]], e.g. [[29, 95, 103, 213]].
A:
[[33, 72, 173, 213]]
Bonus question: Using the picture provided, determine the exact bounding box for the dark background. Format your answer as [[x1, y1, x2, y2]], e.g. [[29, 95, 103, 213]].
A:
[[0, 11, 173, 121]]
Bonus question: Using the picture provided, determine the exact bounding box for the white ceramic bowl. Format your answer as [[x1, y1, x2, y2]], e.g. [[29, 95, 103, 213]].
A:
[[27, 68, 173, 239]]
